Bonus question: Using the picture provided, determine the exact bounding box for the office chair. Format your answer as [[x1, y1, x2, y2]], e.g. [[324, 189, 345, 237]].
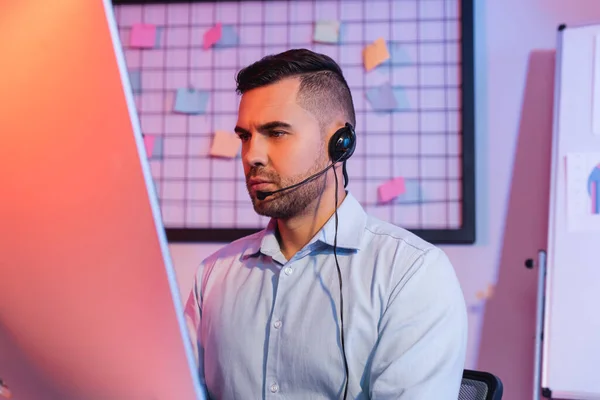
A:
[[459, 369, 503, 400]]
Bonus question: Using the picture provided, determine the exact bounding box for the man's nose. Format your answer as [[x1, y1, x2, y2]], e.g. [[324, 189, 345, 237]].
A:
[[243, 135, 268, 167]]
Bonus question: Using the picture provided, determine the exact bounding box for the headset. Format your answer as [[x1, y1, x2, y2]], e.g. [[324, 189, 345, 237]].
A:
[[255, 122, 355, 400], [328, 122, 356, 188], [255, 122, 356, 200]]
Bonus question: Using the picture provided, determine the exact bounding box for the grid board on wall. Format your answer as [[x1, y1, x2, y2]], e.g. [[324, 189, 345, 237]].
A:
[[111, 0, 475, 244]]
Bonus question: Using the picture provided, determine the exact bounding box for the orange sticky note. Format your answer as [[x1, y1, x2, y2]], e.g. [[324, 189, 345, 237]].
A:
[[210, 130, 240, 158], [378, 176, 406, 203], [476, 283, 495, 300], [203, 23, 222, 50], [143, 135, 155, 156], [129, 23, 157, 48], [363, 37, 390, 72]]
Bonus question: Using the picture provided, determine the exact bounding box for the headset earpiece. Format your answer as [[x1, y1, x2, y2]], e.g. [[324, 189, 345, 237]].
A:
[[328, 122, 356, 163]]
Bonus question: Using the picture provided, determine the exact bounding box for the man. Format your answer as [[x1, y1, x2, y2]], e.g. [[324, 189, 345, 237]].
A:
[[184, 49, 467, 399]]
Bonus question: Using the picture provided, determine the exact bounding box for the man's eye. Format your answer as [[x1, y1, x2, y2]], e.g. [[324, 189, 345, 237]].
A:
[[238, 134, 250, 142], [270, 131, 286, 137]]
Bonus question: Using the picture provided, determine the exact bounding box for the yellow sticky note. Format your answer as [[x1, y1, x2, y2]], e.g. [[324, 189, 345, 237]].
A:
[[363, 37, 390, 72], [210, 130, 240, 158]]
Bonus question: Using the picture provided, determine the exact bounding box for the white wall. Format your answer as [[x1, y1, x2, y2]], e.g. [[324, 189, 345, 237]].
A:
[[169, 2, 600, 399]]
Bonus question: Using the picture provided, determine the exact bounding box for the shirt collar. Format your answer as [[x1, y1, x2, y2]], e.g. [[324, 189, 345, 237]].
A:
[[242, 191, 367, 260], [240, 218, 278, 260], [314, 191, 366, 250]]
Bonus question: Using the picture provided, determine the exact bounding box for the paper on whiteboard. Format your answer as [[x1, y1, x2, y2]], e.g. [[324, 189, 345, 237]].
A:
[[566, 152, 600, 231], [594, 34, 600, 136]]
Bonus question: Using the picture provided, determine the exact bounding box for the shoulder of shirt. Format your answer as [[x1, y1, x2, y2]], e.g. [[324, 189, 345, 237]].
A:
[[196, 228, 265, 270], [363, 214, 437, 254], [189, 229, 265, 300], [362, 214, 460, 304], [360, 213, 454, 272]]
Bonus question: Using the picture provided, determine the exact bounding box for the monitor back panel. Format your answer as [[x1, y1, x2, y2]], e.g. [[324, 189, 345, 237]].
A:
[[0, 1, 202, 399]]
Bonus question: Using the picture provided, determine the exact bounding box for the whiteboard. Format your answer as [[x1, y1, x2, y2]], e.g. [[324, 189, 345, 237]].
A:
[[542, 22, 600, 399], [111, 0, 476, 244]]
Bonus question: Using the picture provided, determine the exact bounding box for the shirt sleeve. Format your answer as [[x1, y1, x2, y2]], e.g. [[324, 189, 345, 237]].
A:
[[183, 265, 206, 387], [368, 247, 468, 399]]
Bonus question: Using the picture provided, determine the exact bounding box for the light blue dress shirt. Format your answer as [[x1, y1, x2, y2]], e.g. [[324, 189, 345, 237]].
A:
[[185, 192, 467, 399]]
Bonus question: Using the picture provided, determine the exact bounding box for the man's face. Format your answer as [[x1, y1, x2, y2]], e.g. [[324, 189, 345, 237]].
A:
[[235, 78, 329, 219]]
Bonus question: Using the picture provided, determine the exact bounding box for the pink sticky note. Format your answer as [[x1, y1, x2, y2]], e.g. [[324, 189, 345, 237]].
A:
[[143, 135, 155, 156], [130, 23, 157, 48], [203, 23, 222, 50], [378, 177, 406, 203], [210, 130, 240, 158]]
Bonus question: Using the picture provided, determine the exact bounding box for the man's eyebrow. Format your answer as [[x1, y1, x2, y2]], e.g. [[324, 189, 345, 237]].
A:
[[257, 121, 292, 132], [234, 121, 293, 136], [234, 126, 250, 135]]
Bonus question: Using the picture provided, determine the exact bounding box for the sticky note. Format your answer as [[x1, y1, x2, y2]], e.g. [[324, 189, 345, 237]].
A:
[[128, 70, 142, 94], [143, 135, 163, 160], [381, 43, 413, 66], [210, 130, 241, 158], [390, 43, 412, 65], [363, 37, 390, 72], [589, 164, 600, 214], [378, 177, 406, 203], [143, 135, 155, 156], [396, 180, 423, 203], [152, 136, 163, 159], [215, 25, 239, 48], [313, 20, 340, 44], [393, 87, 411, 110], [203, 23, 222, 50], [476, 283, 495, 300], [173, 88, 210, 114], [468, 303, 484, 313], [129, 23, 157, 48], [366, 82, 397, 111], [155, 26, 164, 48]]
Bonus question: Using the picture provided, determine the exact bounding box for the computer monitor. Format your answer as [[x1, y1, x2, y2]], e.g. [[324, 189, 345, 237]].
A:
[[0, 1, 205, 399]]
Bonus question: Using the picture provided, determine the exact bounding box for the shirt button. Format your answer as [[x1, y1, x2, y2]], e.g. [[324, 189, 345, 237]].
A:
[[273, 320, 282, 329], [270, 383, 279, 393], [284, 267, 293, 275]]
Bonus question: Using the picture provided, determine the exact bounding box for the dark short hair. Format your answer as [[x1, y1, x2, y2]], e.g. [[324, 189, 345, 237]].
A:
[[235, 48, 356, 130]]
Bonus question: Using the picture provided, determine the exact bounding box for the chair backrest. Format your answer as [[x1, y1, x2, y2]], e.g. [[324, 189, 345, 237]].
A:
[[459, 369, 503, 400]]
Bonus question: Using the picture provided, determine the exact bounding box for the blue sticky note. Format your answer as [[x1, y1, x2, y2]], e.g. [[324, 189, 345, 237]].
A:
[[128, 70, 142, 94], [393, 87, 411, 110], [151, 136, 163, 159], [313, 20, 340, 43], [366, 82, 398, 112], [588, 166, 600, 214], [390, 43, 412, 65], [396, 180, 423, 204], [381, 43, 412, 67], [214, 25, 239, 48], [468, 303, 484, 314], [338, 22, 348, 43], [174, 88, 210, 114], [596, 180, 600, 214], [155, 26, 163, 48]]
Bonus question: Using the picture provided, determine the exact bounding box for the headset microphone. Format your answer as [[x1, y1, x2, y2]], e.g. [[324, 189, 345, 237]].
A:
[[255, 162, 336, 200]]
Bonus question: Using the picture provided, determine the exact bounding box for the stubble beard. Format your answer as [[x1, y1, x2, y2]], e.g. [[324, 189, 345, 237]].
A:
[[246, 151, 329, 220]]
